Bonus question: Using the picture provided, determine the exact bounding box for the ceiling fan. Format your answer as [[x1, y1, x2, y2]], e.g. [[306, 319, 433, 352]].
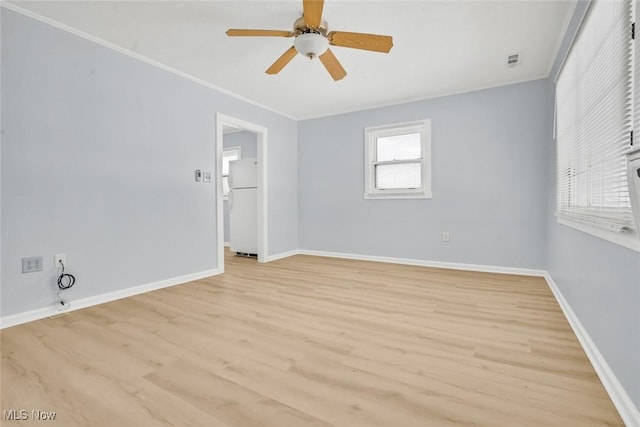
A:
[[226, 0, 393, 81]]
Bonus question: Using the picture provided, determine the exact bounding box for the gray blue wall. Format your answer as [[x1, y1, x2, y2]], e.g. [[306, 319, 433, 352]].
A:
[[298, 79, 548, 269], [222, 131, 257, 243], [1, 9, 298, 317], [544, 0, 640, 409]]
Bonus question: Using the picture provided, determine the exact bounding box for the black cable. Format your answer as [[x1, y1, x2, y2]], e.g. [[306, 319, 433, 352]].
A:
[[57, 261, 76, 290]]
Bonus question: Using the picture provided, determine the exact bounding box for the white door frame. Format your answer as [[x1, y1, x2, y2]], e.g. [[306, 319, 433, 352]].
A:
[[216, 113, 268, 271]]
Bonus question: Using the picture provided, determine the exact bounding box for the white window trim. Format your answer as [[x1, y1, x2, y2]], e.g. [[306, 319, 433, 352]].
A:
[[364, 119, 432, 200], [222, 146, 241, 200], [557, 216, 640, 252]]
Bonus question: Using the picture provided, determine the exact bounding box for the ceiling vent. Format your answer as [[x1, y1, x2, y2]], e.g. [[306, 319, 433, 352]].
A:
[[507, 53, 520, 68]]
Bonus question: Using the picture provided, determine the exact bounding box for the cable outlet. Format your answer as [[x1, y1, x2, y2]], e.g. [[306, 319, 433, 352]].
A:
[[55, 297, 71, 312], [54, 253, 66, 268], [442, 232, 450, 242], [22, 256, 43, 273]]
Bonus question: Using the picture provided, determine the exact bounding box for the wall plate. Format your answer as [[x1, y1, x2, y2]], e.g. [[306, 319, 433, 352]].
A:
[[22, 256, 43, 273], [54, 253, 66, 269]]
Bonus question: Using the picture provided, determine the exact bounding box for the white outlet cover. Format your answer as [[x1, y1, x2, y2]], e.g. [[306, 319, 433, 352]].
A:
[[54, 253, 66, 268]]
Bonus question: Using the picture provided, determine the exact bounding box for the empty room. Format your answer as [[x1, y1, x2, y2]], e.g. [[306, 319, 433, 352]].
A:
[[1, 0, 639, 426]]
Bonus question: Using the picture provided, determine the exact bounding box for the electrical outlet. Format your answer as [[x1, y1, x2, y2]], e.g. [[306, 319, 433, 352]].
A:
[[22, 256, 43, 273], [202, 171, 212, 183], [54, 253, 66, 269], [442, 232, 450, 242]]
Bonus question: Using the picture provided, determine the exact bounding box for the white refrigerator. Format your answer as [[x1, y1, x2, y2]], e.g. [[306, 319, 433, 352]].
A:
[[229, 158, 258, 256]]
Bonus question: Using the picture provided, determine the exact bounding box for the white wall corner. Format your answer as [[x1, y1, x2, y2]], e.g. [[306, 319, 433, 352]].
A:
[[0, 268, 222, 330], [543, 273, 640, 427]]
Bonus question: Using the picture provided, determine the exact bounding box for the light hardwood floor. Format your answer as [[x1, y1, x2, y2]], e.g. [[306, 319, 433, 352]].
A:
[[1, 250, 623, 426]]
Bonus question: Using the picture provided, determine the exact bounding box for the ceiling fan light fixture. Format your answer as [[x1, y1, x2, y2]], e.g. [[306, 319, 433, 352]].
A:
[[294, 32, 329, 59], [226, 0, 394, 80]]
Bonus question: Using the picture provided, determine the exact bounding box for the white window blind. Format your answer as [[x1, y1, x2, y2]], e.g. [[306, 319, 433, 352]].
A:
[[556, 0, 635, 232], [636, 0, 640, 147]]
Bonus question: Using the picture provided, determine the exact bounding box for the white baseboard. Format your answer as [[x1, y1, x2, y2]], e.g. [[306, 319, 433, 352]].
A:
[[224, 242, 230, 247], [544, 273, 640, 427], [298, 249, 546, 277], [265, 249, 300, 262], [0, 268, 221, 330]]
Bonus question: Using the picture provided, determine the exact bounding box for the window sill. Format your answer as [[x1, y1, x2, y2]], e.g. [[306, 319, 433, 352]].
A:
[[364, 191, 432, 200], [223, 195, 229, 201], [557, 217, 640, 252]]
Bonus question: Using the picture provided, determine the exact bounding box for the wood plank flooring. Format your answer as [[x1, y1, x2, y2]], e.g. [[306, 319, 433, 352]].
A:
[[1, 250, 623, 426]]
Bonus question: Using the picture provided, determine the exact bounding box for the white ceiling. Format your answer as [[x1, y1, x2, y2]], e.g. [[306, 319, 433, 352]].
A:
[[7, 1, 575, 120]]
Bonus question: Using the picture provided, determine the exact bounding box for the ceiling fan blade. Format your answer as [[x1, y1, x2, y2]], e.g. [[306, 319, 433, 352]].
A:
[[328, 31, 393, 53], [303, 0, 324, 28], [226, 29, 294, 37], [266, 46, 298, 75], [319, 49, 346, 81]]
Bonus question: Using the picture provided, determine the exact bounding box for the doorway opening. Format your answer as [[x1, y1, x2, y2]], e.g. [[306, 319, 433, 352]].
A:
[[215, 113, 268, 272]]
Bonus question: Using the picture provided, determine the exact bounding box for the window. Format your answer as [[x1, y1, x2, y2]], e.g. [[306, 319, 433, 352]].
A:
[[364, 120, 431, 199], [222, 147, 241, 198], [555, 0, 640, 251]]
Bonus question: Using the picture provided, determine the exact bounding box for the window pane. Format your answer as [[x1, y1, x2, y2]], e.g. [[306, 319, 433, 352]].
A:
[[375, 163, 421, 189], [376, 133, 421, 161], [223, 176, 230, 195]]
